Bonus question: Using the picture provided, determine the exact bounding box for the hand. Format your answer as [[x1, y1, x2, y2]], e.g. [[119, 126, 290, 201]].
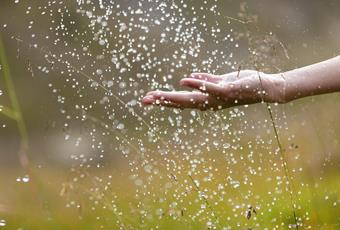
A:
[[142, 70, 286, 111]]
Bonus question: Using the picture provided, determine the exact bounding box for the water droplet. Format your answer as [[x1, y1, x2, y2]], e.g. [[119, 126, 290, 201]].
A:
[[22, 175, 30, 183], [0, 220, 6, 227]]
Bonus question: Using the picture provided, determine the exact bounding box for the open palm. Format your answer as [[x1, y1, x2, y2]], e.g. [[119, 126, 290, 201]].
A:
[[142, 70, 285, 110]]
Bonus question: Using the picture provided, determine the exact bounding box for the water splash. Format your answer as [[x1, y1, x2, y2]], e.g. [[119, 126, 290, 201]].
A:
[[0, 0, 320, 229]]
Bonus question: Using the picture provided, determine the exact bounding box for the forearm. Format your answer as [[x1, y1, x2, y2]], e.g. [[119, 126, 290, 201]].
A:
[[284, 55, 340, 102]]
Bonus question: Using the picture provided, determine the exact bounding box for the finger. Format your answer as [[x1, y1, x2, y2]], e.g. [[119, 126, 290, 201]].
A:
[[188, 73, 222, 83], [143, 95, 182, 108], [146, 90, 188, 96], [143, 91, 221, 110], [145, 91, 208, 106], [180, 78, 225, 96], [142, 95, 157, 105]]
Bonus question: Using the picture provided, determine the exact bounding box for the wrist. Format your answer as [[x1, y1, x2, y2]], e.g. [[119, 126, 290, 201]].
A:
[[281, 70, 305, 103], [261, 73, 287, 103]]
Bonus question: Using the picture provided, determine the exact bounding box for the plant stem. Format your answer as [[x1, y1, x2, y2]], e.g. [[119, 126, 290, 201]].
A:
[[0, 104, 17, 119], [0, 34, 30, 169], [188, 174, 221, 228], [257, 72, 299, 230], [0, 34, 55, 221]]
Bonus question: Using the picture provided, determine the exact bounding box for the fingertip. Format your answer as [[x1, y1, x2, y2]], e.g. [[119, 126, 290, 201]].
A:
[[142, 95, 155, 105], [179, 79, 187, 86], [179, 78, 193, 86], [146, 91, 157, 96]]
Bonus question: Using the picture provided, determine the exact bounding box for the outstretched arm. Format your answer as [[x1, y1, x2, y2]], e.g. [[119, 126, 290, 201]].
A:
[[142, 56, 340, 110], [284, 55, 340, 102]]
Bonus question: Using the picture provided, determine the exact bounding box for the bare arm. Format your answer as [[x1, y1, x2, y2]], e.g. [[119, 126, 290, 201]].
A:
[[284, 55, 340, 102], [142, 56, 340, 110]]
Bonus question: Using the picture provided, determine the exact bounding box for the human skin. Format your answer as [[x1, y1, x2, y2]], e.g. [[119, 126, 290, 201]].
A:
[[142, 56, 340, 110]]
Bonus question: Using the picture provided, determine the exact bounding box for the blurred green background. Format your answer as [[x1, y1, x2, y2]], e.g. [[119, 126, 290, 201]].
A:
[[0, 0, 340, 229]]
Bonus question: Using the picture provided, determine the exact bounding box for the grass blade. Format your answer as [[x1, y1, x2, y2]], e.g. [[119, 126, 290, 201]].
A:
[[0, 34, 30, 168], [0, 104, 17, 119], [257, 71, 299, 230]]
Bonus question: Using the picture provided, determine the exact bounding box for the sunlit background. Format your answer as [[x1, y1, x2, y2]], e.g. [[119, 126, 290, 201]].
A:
[[0, 0, 340, 229]]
